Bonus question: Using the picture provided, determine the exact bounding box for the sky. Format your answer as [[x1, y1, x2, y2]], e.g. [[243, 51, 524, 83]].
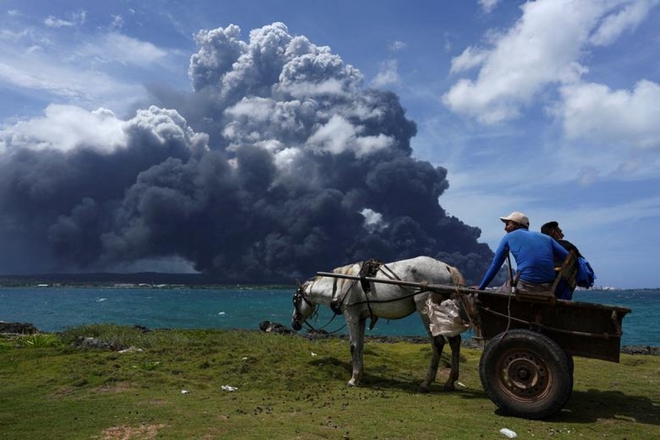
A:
[[1, 0, 659, 288]]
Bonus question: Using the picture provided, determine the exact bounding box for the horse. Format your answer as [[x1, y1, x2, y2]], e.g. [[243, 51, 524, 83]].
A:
[[291, 255, 466, 392]]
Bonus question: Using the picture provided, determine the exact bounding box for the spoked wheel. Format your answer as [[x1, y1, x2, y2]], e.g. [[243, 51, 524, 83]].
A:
[[479, 329, 573, 420]]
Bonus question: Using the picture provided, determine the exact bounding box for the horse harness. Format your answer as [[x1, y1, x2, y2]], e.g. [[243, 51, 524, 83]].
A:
[[327, 259, 407, 329]]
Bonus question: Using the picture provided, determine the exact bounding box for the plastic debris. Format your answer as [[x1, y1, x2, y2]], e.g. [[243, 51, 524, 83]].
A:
[[500, 428, 517, 438], [181, 390, 189, 394], [311, 352, 318, 357], [221, 385, 238, 392], [456, 381, 467, 388], [118, 346, 143, 353]]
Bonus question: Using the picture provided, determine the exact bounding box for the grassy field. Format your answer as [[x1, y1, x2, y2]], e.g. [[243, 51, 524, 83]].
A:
[[1, 325, 658, 439]]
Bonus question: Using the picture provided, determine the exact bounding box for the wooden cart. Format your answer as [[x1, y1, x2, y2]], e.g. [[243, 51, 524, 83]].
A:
[[318, 252, 631, 419]]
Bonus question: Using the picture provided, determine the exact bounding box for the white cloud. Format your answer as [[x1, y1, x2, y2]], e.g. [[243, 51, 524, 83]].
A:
[[44, 11, 86, 28], [449, 46, 489, 74], [44, 16, 76, 28], [111, 15, 124, 30], [479, 0, 502, 14], [361, 208, 387, 232], [559, 80, 660, 150], [371, 59, 400, 88], [0, 104, 126, 153], [442, 0, 658, 126], [590, 0, 660, 46], [444, 0, 604, 124], [390, 41, 406, 52], [0, 54, 144, 109], [0, 25, 175, 117], [80, 33, 168, 67], [308, 114, 393, 157]]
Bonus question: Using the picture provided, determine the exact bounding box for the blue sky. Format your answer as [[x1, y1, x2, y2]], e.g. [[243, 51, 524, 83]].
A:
[[1, 0, 659, 288]]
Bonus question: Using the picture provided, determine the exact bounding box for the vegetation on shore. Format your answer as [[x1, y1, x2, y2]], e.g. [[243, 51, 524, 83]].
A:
[[1, 325, 659, 439]]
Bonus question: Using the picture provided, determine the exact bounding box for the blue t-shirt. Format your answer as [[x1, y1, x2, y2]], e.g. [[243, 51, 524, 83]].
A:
[[478, 228, 569, 290]]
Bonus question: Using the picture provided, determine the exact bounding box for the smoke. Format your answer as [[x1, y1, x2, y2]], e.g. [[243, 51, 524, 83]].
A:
[[0, 22, 494, 284]]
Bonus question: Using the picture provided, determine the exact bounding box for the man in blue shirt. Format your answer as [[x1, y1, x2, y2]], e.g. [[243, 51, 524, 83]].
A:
[[478, 211, 569, 293]]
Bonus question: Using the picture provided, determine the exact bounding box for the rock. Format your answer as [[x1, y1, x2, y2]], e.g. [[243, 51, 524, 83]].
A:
[[620, 345, 660, 356], [73, 336, 123, 351], [0, 322, 39, 334], [259, 321, 293, 334]]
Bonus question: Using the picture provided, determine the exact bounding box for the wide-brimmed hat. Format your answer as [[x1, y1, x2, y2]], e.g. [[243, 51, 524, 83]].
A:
[[500, 211, 529, 228]]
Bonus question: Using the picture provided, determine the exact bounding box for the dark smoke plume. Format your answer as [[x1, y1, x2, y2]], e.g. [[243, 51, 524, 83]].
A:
[[0, 23, 494, 284]]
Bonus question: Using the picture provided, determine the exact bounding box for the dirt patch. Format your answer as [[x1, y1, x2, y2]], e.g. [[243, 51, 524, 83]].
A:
[[94, 381, 131, 393], [97, 423, 166, 440]]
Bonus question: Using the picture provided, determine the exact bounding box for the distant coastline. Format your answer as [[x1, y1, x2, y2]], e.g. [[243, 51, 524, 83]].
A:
[[0, 272, 295, 289]]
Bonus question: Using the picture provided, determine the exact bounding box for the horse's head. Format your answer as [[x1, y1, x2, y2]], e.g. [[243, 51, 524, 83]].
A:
[[291, 279, 317, 331]]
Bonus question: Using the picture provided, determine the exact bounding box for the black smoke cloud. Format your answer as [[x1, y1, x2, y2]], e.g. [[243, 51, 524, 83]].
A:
[[0, 22, 494, 284]]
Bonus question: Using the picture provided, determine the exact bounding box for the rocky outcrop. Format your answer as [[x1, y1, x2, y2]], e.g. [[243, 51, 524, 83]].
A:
[[0, 322, 39, 334]]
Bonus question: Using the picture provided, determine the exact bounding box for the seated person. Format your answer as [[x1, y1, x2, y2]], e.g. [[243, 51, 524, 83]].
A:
[[541, 220, 583, 264], [478, 212, 569, 294], [541, 220, 584, 299]]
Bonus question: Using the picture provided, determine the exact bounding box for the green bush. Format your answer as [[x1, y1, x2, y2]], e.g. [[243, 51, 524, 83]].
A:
[[16, 333, 61, 348]]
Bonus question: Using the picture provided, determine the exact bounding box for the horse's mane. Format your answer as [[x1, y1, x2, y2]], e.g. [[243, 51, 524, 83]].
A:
[[332, 263, 360, 276]]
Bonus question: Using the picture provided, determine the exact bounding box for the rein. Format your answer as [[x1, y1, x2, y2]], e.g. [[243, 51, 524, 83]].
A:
[[293, 278, 347, 334]]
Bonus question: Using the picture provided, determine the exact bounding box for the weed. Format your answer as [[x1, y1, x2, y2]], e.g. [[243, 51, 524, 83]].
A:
[[136, 361, 161, 371], [17, 333, 61, 348]]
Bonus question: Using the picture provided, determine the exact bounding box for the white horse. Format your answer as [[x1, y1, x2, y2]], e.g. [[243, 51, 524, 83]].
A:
[[291, 256, 466, 392]]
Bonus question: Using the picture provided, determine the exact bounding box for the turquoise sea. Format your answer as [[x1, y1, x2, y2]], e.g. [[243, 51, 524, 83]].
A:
[[1, 287, 658, 346]]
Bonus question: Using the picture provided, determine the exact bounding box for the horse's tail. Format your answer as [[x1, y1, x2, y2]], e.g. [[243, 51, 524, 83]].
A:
[[448, 265, 466, 286]]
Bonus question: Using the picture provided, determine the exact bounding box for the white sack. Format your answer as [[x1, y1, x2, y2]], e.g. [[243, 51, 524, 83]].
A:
[[426, 297, 470, 337]]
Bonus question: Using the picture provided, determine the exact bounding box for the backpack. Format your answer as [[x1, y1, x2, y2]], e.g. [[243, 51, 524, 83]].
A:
[[576, 257, 596, 288]]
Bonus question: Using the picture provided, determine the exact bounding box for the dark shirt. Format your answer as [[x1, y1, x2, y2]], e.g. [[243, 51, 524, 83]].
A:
[[554, 239, 582, 266]]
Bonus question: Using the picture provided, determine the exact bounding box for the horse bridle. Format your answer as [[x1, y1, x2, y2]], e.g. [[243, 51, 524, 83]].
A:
[[292, 279, 317, 324], [292, 278, 346, 333]]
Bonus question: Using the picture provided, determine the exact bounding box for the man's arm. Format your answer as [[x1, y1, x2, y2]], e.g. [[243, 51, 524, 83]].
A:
[[478, 236, 509, 290]]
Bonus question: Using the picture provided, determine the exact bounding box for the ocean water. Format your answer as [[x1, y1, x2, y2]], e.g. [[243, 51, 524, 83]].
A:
[[0, 287, 657, 346]]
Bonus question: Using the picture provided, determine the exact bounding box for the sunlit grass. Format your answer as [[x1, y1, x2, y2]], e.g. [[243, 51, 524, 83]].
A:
[[0, 324, 658, 439]]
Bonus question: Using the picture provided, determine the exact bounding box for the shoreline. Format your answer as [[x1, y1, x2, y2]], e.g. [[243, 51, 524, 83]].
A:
[[3, 321, 658, 355]]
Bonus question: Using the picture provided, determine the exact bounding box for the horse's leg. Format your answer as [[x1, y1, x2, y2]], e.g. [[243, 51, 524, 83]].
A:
[[415, 293, 441, 393], [419, 334, 444, 393], [346, 313, 367, 387], [443, 334, 462, 391]]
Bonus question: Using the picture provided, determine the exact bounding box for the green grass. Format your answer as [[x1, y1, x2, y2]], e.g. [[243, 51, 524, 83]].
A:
[[0, 325, 658, 439]]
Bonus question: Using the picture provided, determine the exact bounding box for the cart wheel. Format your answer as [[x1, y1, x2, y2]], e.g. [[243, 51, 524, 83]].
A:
[[479, 329, 573, 420]]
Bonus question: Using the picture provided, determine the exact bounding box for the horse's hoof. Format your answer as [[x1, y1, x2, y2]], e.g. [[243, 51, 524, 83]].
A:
[[418, 385, 430, 393], [443, 383, 456, 392]]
